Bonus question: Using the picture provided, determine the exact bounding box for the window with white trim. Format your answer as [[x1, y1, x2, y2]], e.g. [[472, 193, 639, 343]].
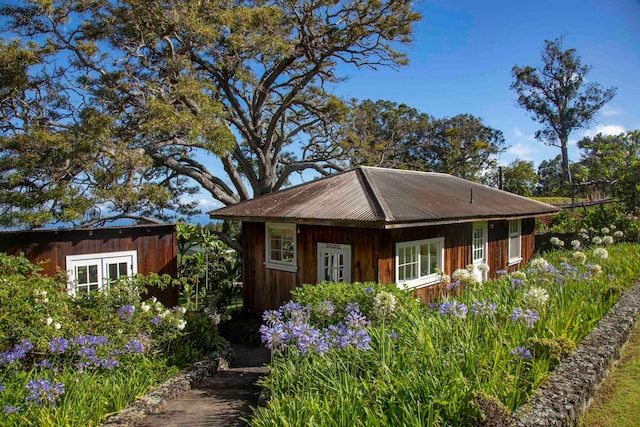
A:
[[508, 220, 522, 264], [66, 250, 138, 297], [395, 237, 444, 289], [265, 223, 297, 272]]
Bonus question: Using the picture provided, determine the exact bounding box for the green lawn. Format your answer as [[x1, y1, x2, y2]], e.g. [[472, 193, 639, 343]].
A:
[[580, 317, 640, 427]]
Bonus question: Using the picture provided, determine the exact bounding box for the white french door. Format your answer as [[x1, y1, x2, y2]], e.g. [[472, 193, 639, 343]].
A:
[[317, 243, 352, 283], [471, 222, 488, 282]]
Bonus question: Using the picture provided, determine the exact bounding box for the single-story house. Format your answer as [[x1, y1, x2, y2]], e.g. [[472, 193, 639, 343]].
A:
[[0, 223, 179, 306], [210, 167, 559, 314]]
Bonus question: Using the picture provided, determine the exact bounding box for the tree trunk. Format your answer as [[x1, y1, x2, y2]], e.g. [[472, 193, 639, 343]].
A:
[[560, 139, 572, 183]]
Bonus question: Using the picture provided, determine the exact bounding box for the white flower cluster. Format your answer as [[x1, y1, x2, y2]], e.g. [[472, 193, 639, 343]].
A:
[[374, 291, 397, 320], [593, 247, 609, 260], [45, 316, 61, 330], [572, 251, 587, 264], [33, 289, 49, 304], [529, 258, 549, 271], [477, 263, 490, 273], [524, 287, 549, 306], [550, 237, 565, 247]]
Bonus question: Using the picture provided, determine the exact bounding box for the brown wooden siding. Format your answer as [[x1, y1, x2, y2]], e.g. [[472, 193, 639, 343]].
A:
[[0, 224, 178, 306], [242, 219, 538, 314]]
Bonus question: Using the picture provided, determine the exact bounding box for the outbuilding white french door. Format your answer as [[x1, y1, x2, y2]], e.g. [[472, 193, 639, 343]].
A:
[[317, 243, 352, 283], [471, 222, 488, 282]]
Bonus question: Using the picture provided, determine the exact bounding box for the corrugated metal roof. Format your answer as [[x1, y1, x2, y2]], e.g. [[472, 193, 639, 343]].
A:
[[210, 167, 559, 228]]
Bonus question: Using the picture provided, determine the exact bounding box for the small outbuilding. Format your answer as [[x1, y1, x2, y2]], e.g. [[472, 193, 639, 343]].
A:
[[0, 223, 178, 306], [210, 167, 559, 314]]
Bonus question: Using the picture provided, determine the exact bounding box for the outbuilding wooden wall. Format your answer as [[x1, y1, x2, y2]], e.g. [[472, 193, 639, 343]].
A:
[[242, 218, 537, 315], [0, 224, 178, 306]]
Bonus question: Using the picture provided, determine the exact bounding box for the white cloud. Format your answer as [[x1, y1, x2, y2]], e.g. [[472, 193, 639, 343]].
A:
[[194, 198, 223, 211], [507, 143, 537, 160], [513, 127, 535, 141], [582, 124, 626, 138], [599, 106, 622, 117]]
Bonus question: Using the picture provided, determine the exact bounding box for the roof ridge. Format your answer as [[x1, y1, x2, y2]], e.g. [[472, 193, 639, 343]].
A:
[[357, 167, 394, 222]]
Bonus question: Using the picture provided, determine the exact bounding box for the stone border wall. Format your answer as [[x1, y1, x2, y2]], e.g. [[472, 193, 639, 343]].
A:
[[99, 348, 234, 427], [509, 283, 640, 426]]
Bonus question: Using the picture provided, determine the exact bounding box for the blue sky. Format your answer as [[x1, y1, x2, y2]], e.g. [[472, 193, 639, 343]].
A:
[[333, 0, 640, 167]]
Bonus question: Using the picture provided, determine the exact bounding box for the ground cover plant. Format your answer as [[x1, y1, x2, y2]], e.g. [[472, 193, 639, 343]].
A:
[[0, 254, 226, 426], [250, 237, 640, 426]]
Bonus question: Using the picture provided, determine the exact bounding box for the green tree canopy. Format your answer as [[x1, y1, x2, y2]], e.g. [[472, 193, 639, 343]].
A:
[[341, 99, 507, 180], [575, 131, 640, 211], [0, 0, 420, 229], [511, 37, 616, 184], [535, 155, 569, 197], [484, 160, 538, 197]]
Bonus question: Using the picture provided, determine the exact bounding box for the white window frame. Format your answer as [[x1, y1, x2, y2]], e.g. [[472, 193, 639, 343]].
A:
[[395, 237, 444, 290], [508, 219, 522, 265], [66, 250, 138, 297], [317, 243, 352, 283], [265, 223, 298, 273]]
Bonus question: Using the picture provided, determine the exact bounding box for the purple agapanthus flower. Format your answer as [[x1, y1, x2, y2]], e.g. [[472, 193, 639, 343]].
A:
[[100, 358, 120, 369], [316, 300, 335, 318], [36, 359, 52, 369], [510, 308, 539, 329], [0, 340, 33, 366], [150, 316, 162, 325], [4, 405, 20, 414], [511, 346, 532, 360], [117, 305, 135, 322], [439, 301, 467, 319], [71, 335, 108, 347], [259, 323, 288, 350], [471, 300, 497, 315], [25, 378, 65, 407], [49, 337, 69, 354], [124, 339, 145, 354]]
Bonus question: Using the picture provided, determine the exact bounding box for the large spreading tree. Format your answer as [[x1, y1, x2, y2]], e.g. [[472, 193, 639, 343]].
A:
[[511, 37, 616, 184], [0, 0, 420, 229]]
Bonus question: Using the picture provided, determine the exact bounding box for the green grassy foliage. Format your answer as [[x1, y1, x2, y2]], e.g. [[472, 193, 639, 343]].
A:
[[250, 243, 640, 426]]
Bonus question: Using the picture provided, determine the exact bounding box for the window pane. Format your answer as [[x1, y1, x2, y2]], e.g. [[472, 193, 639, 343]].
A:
[[509, 236, 520, 259], [269, 226, 295, 263], [88, 265, 98, 283], [118, 262, 128, 276], [399, 246, 419, 281], [420, 244, 430, 276], [108, 263, 118, 279], [429, 242, 438, 273], [77, 266, 87, 284]]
